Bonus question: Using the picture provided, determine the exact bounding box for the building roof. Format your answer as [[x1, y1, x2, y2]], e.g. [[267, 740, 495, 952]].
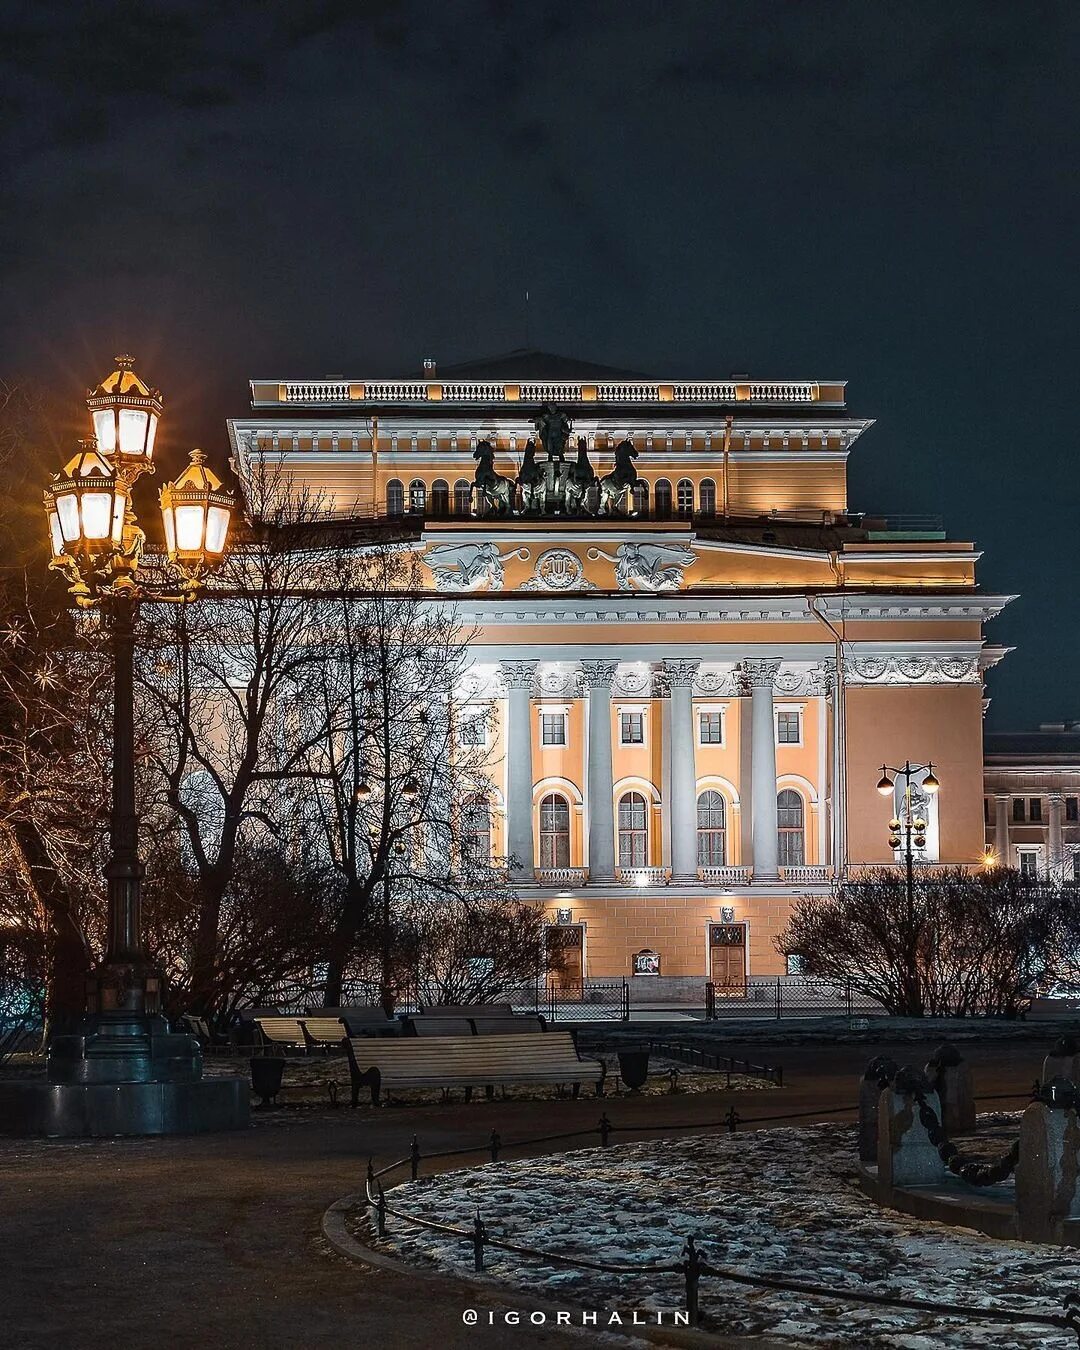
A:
[[985, 725, 1080, 762], [436, 348, 651, 381]]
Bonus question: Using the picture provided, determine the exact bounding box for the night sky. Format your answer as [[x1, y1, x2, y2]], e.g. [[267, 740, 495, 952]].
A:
[[3, 1, 1078, 730]]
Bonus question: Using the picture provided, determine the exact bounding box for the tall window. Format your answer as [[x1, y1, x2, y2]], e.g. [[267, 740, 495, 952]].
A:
[[631, 481, 649, 515], [454, 478, 472, 515], [1068, 797, 1080, 823], [461, 798, 492, 862], [697, 790, 727, 867], [617, 791, 649, 867], [699, 478, 716, 516], [776, 711, 801, 744], [654, 479, 672, 519], [1029, 798, 1042, 822], [1012, 798, 1026, 822], [619, 711, 644, 745], [777, 789, 805, 866], [386, 479, 404, 516], [698, 711, 723, 745], [1018, 849, 1038, 879], [540, 711, 567, 746], [430, 479, 449, 517], [539, 794, 570, 868], [408, 479, 426, 513], [676, 478, 694, 516]]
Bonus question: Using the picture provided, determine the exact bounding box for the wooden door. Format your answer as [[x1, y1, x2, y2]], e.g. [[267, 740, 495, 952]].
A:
[[709, 924, 746, 993], [548, 924, 584, 992]]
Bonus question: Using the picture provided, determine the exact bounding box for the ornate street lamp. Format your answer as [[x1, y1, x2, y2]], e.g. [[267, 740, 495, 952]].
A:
[[28, 356, 247, 1135]]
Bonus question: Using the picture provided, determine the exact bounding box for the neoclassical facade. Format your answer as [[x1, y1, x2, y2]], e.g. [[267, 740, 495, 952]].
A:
[[984, 723, 1080, 882], [228, 352, 1010, 989]]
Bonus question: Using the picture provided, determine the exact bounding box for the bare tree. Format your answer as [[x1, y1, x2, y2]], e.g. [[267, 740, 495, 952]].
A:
[[778, 866, 1070, 1017]]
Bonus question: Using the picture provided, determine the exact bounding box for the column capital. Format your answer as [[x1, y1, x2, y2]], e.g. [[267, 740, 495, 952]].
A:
[[808, 658, 837, 697], [994, 791, 1011, 802], [500, 659, 538, 692], [740, 657, 782, 692], [579, 659, 619, 690], [662, 657, 700, 689], [1048, 792, 1066, 805]]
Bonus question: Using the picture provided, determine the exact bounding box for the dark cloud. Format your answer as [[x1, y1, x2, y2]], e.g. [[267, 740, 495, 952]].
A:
[[1, 0, 1079, 728]]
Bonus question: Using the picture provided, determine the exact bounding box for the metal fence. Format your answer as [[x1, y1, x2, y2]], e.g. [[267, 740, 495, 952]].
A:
[[547, 981, 630, 1023], [705, 978, 886, 1021]]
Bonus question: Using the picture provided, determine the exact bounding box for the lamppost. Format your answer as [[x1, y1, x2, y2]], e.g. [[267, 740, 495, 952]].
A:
[[13, 357, 248, 1135], [876, 760, 941, 1014]]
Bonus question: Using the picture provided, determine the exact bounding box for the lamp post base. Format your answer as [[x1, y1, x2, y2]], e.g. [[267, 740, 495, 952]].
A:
[[0, 1012, 249, 1137]]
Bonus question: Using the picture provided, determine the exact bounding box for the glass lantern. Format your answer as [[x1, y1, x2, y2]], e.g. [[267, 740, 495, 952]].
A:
[[43, 444, 127, 561], [86, 355, 163, 478], [159, 449, 234, 575]]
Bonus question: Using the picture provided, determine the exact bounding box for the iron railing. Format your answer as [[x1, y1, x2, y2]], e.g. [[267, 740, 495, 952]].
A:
[[705, 977, 886, 1020], [548, 981, 630, 1023]]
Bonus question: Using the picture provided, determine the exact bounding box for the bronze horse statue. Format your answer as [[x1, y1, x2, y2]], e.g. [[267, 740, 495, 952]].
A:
[[517, 438, 545, 514], [598, 439, 639, 516], [564, 437, 598, 515], [472, 440, 515, 516]]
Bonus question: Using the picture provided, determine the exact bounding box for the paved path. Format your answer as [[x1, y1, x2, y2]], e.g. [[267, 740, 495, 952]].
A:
[[0, 1034, 1045, 1349]]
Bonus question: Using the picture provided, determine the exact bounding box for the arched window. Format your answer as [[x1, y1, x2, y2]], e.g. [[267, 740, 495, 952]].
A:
[[539, 794, 570, 868], [654, 479, 672, 520], [453, 478, 472, 515], [697, 790, 727, 867], [699, 478, 716, 517], [386, 479, 404, 516], [631, 481, 649, 516], [617, 791, 649, 867], [676, 478, 694, 516], [777, 789, 805, 866], [461, 797, 492, 862], [408, 479, 426, 513], [430, 479, 449, 517]]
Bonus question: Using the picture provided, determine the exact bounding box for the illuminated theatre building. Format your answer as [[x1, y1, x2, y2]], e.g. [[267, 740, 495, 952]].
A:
[[228, 354, 1009, 995]]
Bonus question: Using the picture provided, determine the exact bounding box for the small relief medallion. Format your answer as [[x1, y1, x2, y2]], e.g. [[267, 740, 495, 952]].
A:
[[521, 548, 595, 591]]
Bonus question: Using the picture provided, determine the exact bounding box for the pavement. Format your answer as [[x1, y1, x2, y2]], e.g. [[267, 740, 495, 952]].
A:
[[0, 1031, 1051, 1350]]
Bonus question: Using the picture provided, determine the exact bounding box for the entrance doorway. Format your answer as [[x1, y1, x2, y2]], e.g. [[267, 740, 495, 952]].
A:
[[708, 923, 747, 992], [548, 923, 584, 991]]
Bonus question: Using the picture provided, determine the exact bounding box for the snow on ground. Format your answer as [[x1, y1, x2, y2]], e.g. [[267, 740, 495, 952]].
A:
[[368, 1123, 1080, 1348]]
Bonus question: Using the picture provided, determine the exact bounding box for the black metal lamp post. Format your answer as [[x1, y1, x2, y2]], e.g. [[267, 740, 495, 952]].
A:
[[2, 357, 249, 1136], [876, 760, 941, 1013]]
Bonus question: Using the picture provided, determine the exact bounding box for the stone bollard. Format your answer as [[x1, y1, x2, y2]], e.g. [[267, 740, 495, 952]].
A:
[[925, 1041, 976, 1136], [878, 1066, 948, 1190], [1041, 1035, 1080, 1087], [859, 1056, 898, 1162], [1015, 1078, 1080, 1244]]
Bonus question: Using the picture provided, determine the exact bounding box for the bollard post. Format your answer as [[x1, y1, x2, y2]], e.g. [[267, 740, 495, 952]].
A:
[[376, 1183, 387, 1238], [599, 1113, 612, 1147], [725, 1107, 740, 1134], [366, 1158, 375, 1190], [683, 1235, 701, 1327], [410, 1135, 421, 1181], [859, 1056, 898, 1163], [473, 1210, 486, 1272], [490, 1129, 501, 1162]]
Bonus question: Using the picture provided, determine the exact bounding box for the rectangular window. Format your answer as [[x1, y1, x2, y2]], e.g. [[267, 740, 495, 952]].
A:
[[1018, 850, 1038, 878], [785, 953, 806, 977], [698, 711, 723, 745], [1013, 798, 1026, 823], [459, 715, 486, 747], [1029, 798, 1043, 822], [619, 711, 644, 745], [1068, 798, 1079, 823], [983, 797, 990, 823], [540, 712, 567, 747], [776, 711, 801, 745]]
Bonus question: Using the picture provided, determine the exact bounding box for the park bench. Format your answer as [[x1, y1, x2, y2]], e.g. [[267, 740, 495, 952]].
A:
[[344, 1031, 605, 1106], [472, 1015, 546, 1035], [406, 1017, 476, 1037], [419, 1003, 516, 1018], [304, 1006, 400, 1037], [254, 1016, 307, 1053], [300, 1017, 348, 1053]]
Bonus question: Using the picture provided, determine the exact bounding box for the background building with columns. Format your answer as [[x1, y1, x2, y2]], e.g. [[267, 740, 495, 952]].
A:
[[984, 723, 1080, 883], [229, 351, 1011, 992]]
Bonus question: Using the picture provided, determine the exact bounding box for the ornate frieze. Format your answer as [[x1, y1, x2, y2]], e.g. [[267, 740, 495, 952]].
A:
[[587, 542, 696, 591], [425, 542, 531, 592], [536, 664, 577, 697], [843, 655, 981, 686], [520, 548, 596, 592], [693, 666, 739, 697], [499, 659, 539, 693], [612, 665, 656, 696]]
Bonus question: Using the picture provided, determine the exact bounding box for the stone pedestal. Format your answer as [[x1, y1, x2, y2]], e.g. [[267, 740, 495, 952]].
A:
[[878, 1071, 947, 1189], [1015, 1098, 1080, 1244], [0, 1078, 248, 1137], [925, 1042, 975, 1136], [858, 1056, 897, 1162], [1042, 1036, 1080, 1087]]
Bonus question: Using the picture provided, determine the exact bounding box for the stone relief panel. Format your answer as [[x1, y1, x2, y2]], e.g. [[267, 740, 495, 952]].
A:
[[520, 548, 597, 591], [587, 542, 697, 591], [425, 542, 531, 591], [844, 655, 981, 686]]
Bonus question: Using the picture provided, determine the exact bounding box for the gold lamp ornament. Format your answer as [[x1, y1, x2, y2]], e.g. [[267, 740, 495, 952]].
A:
[[159, 448, 233, 586], [86, 354, 162, 479]]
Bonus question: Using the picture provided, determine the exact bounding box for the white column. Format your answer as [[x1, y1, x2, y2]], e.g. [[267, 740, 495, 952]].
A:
[[502, 661, 537, 881], [744, 658, 781, 881], [1049, 793, 1064, 880], [664, 658, 700, 881], [581, 660, 618, 883], [994, 793, 1009, 867]]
